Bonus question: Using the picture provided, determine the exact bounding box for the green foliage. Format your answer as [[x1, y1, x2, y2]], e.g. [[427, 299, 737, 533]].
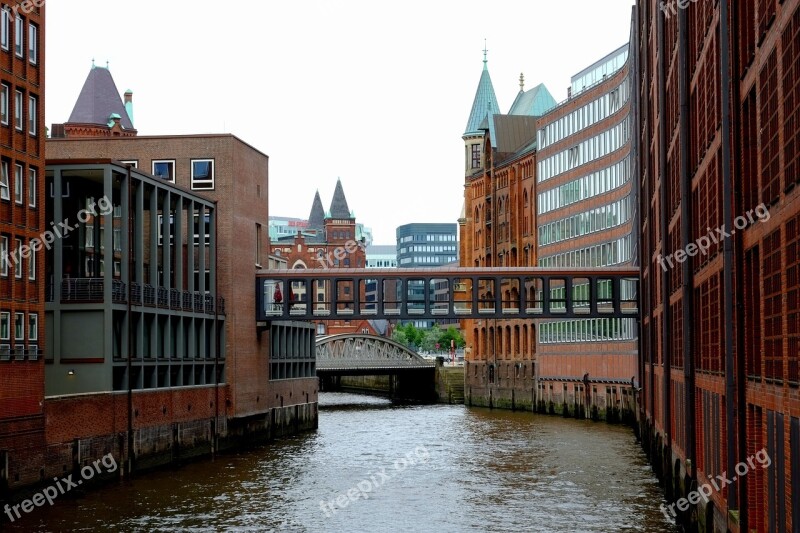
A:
[[391, 323, 465, 351]]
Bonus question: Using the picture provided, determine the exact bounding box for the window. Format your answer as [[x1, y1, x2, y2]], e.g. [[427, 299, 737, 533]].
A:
[[0, 235, 7, 276], [0, 84, 7, 125], [27, 23, 35, 64], [27, 167, 35, 206], [152, 160, 175, 181], [120, 160, 138, 168], [14, 89, 22, 130], [0, 9, 7, 50], [27, 95, 35, 135], [255, 223, 262, 267], [14, 313, 23, 341], [13, 163, 21, 204], [191, 159, 214, 190], [471, 144, 481, 169], [28, 313, 37, 341], [28, 240, 34, 280], [14, 15, 21, 57], [13, 238, 21, 278]]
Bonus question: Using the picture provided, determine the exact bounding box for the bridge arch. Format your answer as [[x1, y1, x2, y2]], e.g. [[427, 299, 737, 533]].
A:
[[315, 334, 434, 374]]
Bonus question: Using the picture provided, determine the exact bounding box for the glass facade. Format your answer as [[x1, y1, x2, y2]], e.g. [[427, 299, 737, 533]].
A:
[[538, 195, 632, 247], [570, 45, 629, 95], [538, 157, 630, 215]]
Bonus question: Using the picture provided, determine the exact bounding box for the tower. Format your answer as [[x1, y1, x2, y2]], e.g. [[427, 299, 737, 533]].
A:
[[463, 43, 500, 177]]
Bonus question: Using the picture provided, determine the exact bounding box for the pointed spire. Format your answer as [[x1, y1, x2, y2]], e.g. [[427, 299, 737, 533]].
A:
[[464, 43, 501, 136], [67, 66, 135, 129], [328, 178, 352, 219], [482, 39, 488, 70], [308, 190, 325, 230]]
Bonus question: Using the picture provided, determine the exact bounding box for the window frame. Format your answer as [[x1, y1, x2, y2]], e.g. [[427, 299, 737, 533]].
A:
[[13, 162, 22, 204], [27, 22, 35, 64], [13, 15, 22, 58], [13, 312, 23, 341], [27, 167, 35, 207], [0, 235, 7, 276], [152, 159, 175, 182], [27, 94, 35, 135], [13, 237, 21, 278], [190, 159, 215, 190], [0, 9, 8, 50], [28, 239, 35, 280], [14, 89, 22, 131], [28, 313, 37, 341], [0, 83, 7, 125]]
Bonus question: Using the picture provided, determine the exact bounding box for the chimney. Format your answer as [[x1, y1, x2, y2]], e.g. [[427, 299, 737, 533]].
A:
[[124, 89, 134, 126]]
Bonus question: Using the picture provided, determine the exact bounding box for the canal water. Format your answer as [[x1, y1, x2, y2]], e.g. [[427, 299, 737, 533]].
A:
[[9, 393, 679, 532]]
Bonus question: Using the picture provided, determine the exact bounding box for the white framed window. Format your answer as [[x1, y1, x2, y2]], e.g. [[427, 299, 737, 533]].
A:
[[28, 240, 34, 280], [14, 89, 22, 130], [85, 224, 94, 248], [13, 238, 21, 278], [27, 23, 36, 64], [0, 235, 7, 276], [0, 311, 8, 340], [113, 227, 121, 251], [120, 160, 138, 168], [28, 313, 37, 341], [13, 15, 22, 57], [0, 9, 8, 50], [27, 95, 35, 135], [191, 159, 214, 190], [14, 163, 22, 204], [0, 83, 7, 125], [27, 167, 35, 206], [152, 160, 175, 181], [14, 312, 23, 341]]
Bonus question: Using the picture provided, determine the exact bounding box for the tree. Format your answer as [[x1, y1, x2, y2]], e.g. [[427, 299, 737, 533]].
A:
[[437, 326, 465, 349]]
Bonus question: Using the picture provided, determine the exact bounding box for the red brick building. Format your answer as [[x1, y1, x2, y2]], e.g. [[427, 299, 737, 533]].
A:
[[636, 0, 800, 530], [0, 0, 45, 499], [270, 181, 369, 336]]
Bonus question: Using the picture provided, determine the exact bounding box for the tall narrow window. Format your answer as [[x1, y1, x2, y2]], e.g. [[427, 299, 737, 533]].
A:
[[13, 163, 21, 204], [0, 162, 7, 201], [28, 313, 37, 341], [28, 240, 34, 280], [27, 23, 36, 64], [0, 84, 7, 125], [0, 312, 8, 341], [28, 95, 35, 135], [27, 167, 35, 207], [14, 90, 22, 130], [13, 238, 21, 278], [14, 313, 23, 341], [471, 144, 481, 169], [14, 15, 22, 57], [0, 9, 8, 50], [255, 223, 262, 267]]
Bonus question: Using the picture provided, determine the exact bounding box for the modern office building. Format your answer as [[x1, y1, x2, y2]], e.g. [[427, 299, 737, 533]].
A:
[[636, 1, 799, 531], [396, 223, 458, 329], [533, 42, 638, 420], [365, 245, 397, 268], [0, 0, 45, 497]]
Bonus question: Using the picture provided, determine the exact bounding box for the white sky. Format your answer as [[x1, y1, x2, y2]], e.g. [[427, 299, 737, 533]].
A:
[[46, 0, 636, 244]]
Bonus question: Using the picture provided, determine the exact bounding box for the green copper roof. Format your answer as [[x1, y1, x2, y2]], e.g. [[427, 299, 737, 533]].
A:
[[464, 56, 500, 136], [508, 83, 557, 116]]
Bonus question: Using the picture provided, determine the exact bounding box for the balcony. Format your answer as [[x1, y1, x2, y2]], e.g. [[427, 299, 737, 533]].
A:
[[56, 278, 224, 315]]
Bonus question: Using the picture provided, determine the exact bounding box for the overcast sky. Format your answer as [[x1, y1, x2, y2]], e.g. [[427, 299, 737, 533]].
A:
[[46, 0, 635, 244]]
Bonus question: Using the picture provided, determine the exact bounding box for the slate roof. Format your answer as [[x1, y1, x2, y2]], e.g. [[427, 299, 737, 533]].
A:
[[464, 63, 501, 136], [328, 179, 351, 219], [487, 114, 539, 154], [68, 66, 134, 129], [308, 190, 325, 230]]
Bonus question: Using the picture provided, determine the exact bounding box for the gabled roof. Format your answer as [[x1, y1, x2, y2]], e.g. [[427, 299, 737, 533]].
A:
[[508, 83, 557, 117], [328, 179, 351, 219], [308, 190, 325, 229], [464, 60, 501, 137], [488, 114, 539, 154], [68, 66, 134, 129]]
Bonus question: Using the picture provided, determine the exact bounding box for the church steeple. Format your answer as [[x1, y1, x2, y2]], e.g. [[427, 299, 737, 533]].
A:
[[464, 43, 500, 137], [328, 178, 352, 219], [308, 190, 325, 231]]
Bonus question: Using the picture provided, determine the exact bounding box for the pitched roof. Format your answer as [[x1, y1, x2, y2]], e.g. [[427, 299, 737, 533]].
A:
[[328, 179, 351, 219], [508, 83, 557, 117], [464, 61, 501, 136], [68, 66, 134, 129], [488, 114, 539, 154], [308, 190, 325, 229]]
